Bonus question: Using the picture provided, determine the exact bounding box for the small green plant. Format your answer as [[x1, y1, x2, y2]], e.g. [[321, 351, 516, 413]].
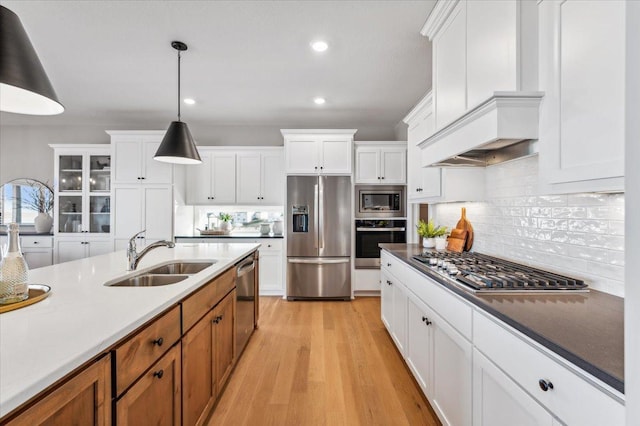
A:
[[218, 213, 232, 222], [416, 219, 448, 238]]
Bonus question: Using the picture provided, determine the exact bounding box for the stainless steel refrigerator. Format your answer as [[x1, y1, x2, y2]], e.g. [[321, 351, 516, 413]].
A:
[[287, 175, 351, 300]]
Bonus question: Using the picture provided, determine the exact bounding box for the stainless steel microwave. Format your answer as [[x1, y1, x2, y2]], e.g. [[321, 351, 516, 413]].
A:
[[355, 185, 405, 218]]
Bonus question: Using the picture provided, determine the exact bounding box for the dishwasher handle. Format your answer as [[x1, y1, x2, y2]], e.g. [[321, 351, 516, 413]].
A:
[[237, 259, 255, 277]]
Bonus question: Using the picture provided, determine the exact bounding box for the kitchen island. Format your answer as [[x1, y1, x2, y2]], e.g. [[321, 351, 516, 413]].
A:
[[0, 242, 259, 421]]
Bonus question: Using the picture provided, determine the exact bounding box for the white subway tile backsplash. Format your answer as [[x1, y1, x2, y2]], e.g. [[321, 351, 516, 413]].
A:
[[431, 155, 625, 296]]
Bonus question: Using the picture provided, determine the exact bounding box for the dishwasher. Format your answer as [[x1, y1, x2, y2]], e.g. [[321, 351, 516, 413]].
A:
[[236, 252, 257, 356]]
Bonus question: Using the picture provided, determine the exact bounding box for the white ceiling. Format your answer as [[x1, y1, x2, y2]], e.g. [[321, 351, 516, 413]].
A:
[[0, 0, 434, 131]]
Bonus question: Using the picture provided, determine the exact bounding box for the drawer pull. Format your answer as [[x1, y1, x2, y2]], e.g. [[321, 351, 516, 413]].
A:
[[387, 263, 391, 267], [538, 379, 554, 392], [153, 370, 164, 379], [386, 280, 392, 286], [422, 316, 432, 326], [152, 337, 164, 347], [213, 315, 223, 324]]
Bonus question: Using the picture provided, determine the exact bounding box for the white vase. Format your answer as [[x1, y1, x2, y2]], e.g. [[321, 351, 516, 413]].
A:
[[34, 212, 53, 233], [220, 221, 232, 232], [435, 237, 447, 251], [422, 237, 435, 248]]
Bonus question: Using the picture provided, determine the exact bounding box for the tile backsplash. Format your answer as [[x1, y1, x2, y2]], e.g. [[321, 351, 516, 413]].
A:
[[430, 155, 625, 296]]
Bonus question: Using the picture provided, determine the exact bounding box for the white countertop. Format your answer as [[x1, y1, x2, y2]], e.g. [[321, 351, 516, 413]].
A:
[[0, 242, 259, 418]]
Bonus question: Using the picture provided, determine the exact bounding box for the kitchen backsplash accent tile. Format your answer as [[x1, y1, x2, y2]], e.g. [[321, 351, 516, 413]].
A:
[[431, 155, 625, 296]]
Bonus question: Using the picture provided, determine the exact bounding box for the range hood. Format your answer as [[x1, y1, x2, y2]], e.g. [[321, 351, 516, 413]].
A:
[[418, 92, 544, 167]]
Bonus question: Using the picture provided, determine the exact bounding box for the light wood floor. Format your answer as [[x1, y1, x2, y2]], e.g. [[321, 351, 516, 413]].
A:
[[208, 297, 441, 426]]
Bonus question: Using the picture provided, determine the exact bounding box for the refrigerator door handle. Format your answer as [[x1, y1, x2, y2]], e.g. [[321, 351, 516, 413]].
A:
[[288, 258, 350, 264], [318, 179, 324, 249], [314, 183, 319, 249]]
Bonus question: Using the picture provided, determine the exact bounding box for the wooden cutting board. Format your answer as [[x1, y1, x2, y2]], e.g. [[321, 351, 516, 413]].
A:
[[447, 228, 467, 253], [456, 207, 474, 251]]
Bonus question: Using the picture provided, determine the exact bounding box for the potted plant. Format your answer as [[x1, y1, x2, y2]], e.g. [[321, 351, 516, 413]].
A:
[[218, 213, 233, 233], [416, 219, 448, 249]]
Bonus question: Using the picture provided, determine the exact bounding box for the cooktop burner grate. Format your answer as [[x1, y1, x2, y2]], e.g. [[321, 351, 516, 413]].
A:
[[412, 251, 588, 293]]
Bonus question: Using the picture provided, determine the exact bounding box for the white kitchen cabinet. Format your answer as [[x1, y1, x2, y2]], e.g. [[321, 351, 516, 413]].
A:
[[236, 150, 284, 205], [55, 238, 112, 263], [21, 236, 53, 268], [108, 131, 173, 185], [538, 0, 625, 193], [282, 129, 356, 175], [354, 142, 406, 184], [473, 349, 554, 426], [186, 150, 236, 205], [380, 269, 407, 356], [113, 186, 173, 250], [406, 291, 433, 396]]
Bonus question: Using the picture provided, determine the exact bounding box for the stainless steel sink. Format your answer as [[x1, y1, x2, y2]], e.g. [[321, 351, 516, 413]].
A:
[[107, 274, 189, 287], [145, 261, 215, 275]]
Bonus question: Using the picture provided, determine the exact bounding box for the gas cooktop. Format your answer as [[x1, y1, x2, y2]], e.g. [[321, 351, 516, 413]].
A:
[[412, 251, 589, 294]]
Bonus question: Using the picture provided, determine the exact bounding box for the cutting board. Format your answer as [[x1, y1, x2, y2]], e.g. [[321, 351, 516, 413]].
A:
[[447, 228, 467, 253], [456, 207, 474, 251]]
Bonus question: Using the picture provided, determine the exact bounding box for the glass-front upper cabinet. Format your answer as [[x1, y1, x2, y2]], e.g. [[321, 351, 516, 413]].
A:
[[52, 146, 112, 235]]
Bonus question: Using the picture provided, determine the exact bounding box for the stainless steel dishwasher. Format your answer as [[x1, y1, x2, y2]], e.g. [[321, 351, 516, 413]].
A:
[[236, 252, 256, 356]]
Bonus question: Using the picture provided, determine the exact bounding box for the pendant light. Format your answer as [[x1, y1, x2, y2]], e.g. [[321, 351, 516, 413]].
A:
[[0, 5, 64, 115], [154, 41, 202, 165]]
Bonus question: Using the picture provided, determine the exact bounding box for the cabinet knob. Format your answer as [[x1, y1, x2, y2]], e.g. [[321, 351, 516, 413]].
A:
[[141, 177, 146, 180], [268, 244, 271, 248], [152, 337, 164, 347], [315, 166, 318, 170], [387, 263, 391, 267], [386, 280, 392, 286], [422, 316, 432, 326], [153, 370, 164, 379], [538, 379, 554, 392], [320, 166, 323, 170], [33, 241, 39, 244], [381, 176, 385, 180]]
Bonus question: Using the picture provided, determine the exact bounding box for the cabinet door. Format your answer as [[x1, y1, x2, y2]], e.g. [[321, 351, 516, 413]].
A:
[[380, 272, 393, 331], [434, 1, 467, 129], [182, 310, 215, 426], [260, 151, 284, 205], [355, 148, 380, 184], [214, 290, 236, 394], [285, 139, 319, 174], [87, 240, 112, 258], [406, 293, 434, 397], [380, 148, 406, 184], [23, 250, 53, 269], [144, 187, 173, 241], [142, 139, 173, 184], [473, 349, 553, 426], [56, 240, 87, 263], [258, 251, 282, 293], [211, 153, 237, 204], [117, 344, 181, 426], [186, 152, 212, 204], [391, 279, 407, 356], [5, 355, 111, 426], [319, 138, 352, 174], [421, 168, 442, 199], [113, 186, 143, 239], [236, 153, 262, 204], [113, 139, 142, 183], [431, 310, 472, 426]]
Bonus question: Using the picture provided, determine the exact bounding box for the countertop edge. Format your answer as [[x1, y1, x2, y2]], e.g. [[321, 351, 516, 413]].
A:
[[381, 246, 625, 395]]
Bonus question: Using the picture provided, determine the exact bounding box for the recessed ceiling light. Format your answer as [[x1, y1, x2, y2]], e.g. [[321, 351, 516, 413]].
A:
[[311, 41, 328, 52], [183, 98, 196, 105], [314, 97, 326, 105]]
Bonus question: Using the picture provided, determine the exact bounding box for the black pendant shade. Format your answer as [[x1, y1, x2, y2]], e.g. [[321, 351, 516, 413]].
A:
[[0, 6, 64, 115], [154, 41, 202, 165]]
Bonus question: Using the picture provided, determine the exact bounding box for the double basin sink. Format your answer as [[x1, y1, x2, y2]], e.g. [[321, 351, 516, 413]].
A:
[[106, 261, 216, 287]]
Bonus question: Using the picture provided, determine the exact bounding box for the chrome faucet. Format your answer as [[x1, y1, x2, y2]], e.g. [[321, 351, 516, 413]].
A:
[[127, 230, 175, 271]]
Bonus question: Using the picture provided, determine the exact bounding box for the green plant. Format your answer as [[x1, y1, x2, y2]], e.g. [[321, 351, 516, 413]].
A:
[[416, 219, 448, 238], [218, 213, 232, 222]]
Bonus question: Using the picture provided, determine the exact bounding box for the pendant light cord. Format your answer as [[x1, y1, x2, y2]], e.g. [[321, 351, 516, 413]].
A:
[[177, 50, 181, 122]]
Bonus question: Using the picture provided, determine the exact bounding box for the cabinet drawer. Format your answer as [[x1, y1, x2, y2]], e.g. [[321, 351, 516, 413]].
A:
[[405, 267, 472, 340], [115, 306, 181, 395], [257, 239, 282, 252], [21, 236, 53, 248], [473, 310, 624, 425], [380, 251, 407, 283], [182, 267, 236, 332]]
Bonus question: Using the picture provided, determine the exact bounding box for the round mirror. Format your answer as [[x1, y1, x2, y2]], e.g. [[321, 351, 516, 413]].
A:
[[0, 179, 54, 228]]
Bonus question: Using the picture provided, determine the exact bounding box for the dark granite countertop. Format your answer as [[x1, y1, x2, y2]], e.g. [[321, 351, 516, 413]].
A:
[[380, 243, 624, 394], [176, 234, 284, 239]]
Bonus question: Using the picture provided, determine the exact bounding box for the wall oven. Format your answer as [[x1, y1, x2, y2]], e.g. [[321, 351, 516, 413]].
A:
[[355, 185, 405, 218], [355, 219, 407, 269]]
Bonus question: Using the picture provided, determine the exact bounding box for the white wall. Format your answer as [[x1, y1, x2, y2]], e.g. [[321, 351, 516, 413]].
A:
[[0, 123, 397, 184], [430, 155, 625, 296]]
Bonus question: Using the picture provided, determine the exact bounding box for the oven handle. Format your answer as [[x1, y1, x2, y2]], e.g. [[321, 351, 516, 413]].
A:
[[356, 227, 406, 232]]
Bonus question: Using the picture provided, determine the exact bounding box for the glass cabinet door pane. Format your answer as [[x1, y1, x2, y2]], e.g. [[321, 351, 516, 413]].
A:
[[89, 155, 111, 192], [59, 155, 83, 192], [58, 195, 83, 233], [90, 195, 110, 233]]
